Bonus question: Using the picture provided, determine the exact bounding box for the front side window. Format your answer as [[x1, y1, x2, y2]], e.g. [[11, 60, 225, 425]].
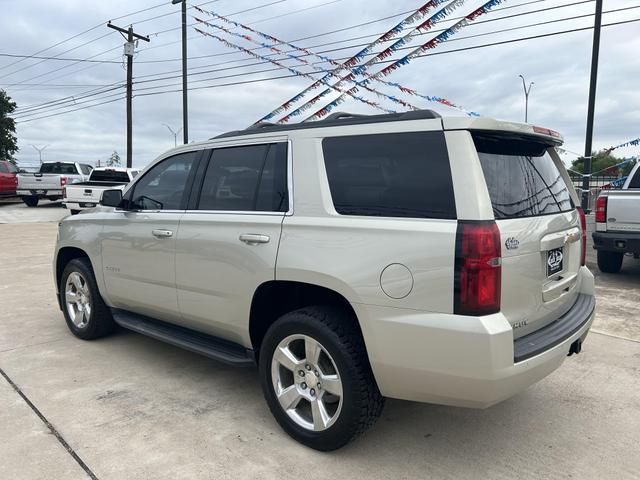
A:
[[322, 132, 456, 219], [196, 143, 288, 212], [129, 152, 197, 210]]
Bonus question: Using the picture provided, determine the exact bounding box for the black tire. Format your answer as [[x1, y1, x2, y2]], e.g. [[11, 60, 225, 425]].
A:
[[259, 305, 384, 451], [60, 258, 115, 340], [597, 250, 623, 273], [22, 196, 39, 207]]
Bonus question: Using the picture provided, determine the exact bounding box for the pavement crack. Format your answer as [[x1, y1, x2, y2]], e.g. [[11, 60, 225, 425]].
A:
[[0, 367, 99, 480]]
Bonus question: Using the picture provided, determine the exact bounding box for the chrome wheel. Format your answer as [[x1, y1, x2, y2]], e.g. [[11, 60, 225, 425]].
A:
[[271, 334, 343, 432], [65, 272, 92, 328]]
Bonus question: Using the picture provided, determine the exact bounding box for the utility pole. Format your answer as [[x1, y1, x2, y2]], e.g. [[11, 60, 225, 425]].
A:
[[582, 0, 603, 212], [162, 123, 183, 147], [518, 75, 534, 123], [172, 0, 189, 144], [30, 144, 48, 164], [107, 21, 150, 168]]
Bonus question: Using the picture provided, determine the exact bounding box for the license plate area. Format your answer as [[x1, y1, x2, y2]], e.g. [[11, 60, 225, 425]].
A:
[[546, 247, 564, 277]]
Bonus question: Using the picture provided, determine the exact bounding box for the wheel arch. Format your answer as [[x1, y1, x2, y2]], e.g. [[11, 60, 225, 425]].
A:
[[249, 280, 365, 359], [56, 246, 91, 291]]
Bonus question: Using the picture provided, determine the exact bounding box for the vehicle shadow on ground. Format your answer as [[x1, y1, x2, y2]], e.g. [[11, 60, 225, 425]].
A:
[[97, 327, 588, 464]]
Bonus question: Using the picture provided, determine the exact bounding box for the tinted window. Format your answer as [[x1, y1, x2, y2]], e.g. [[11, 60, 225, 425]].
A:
[[80, 164, 93, 175], [7, 163, 18, 173], [130, 152, 197, 210], [40, 163, 78, 174], [197, 143, 288, 212], [474, 134, 574, 219], [628, 168, 640, 189], [90, 170, 131, 182], [322, 132, 456, 219], [0, 163, 7, 173]]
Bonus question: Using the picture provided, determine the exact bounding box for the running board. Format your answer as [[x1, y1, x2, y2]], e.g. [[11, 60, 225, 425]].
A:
[[111, 309, 255, 366]]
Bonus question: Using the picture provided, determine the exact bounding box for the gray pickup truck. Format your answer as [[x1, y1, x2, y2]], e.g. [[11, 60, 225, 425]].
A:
[[17, 161, 93, 207], [593, 162, 640, 272]]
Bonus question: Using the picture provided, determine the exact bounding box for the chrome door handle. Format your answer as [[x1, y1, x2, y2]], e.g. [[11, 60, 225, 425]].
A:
[[152, 229, 173, 238], [239, 233, 270, 245]]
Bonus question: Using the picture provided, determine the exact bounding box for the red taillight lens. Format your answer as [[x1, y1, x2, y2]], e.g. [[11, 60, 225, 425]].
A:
[[577, 207, 587, 266], [454, 221, 502, 316], [595, 196, 607, 223], [60, 176, 68, 187]]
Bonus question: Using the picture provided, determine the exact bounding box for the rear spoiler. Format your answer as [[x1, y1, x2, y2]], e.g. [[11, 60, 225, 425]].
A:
[[442, 117, 564, 146]]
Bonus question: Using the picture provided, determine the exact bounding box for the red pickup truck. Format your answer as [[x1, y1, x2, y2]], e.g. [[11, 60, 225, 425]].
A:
[[0, 160, 19, 197]]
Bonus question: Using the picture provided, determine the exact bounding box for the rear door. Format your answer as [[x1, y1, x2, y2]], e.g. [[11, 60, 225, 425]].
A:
[[474, 133, 581, 338], [0, 162, 13, 194], [175, 142, 289, 345]]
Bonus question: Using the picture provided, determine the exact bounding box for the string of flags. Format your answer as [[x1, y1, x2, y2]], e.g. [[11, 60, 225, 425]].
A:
[[193, 16, 422, 114], [305, 0, 503, 121], [221, 0, 459, 123], [193, 27, 397, 115], [604, 137, 640, 153], [274, 0, 477, 122]]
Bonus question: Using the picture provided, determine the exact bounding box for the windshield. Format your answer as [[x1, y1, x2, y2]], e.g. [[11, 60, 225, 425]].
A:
[[474, 133, 574, 219]]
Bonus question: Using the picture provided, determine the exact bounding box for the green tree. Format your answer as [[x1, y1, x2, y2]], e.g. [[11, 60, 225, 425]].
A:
[[106, 150, 121, 167], [0, 89, 18, 163], [570, 151, 635, 176]]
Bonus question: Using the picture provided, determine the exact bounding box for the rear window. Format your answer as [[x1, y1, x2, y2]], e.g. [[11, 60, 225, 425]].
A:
[[628, 168, 640, 189], [322, 132, 456, 219], [90, 170, 131, 182], [474, 133, 574, 219], [40, 163, 78, 175]]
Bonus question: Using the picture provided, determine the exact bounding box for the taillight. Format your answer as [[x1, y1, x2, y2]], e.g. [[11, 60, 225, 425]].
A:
[[577, 207, 587, 266], [60, 176, 68, 187], [595, 196, 607, 223], [454, 221, 502, 316]]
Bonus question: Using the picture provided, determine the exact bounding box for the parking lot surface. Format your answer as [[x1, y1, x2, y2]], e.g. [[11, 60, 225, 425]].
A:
[[1, 205, 639, 479]]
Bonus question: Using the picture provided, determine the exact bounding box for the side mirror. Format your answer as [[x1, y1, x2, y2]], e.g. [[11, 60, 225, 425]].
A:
[[101, 189, 123, 208]]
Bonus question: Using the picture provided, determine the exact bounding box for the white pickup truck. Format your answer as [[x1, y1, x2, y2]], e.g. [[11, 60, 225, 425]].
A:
[[17, 161, 93, 207], [592, 162, 640, 272], [63, 167, 139, 214]]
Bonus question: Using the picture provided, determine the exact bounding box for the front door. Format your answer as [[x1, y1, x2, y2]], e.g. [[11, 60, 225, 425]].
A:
[[175, 142, 289, 345], [101, 151, 200, 321]]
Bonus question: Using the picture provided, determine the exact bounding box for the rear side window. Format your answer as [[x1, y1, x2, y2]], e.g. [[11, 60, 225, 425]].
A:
[[474, 133, 574, 219], [0, 163, 7, 173], [79, 164, 93, 175], [40, 163, 78, 175], [322, 132, 456, 219], [196, 143, 288, 212], [90, 170, 131, 182]]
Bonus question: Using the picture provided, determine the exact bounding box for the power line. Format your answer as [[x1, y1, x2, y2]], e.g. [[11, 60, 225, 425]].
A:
[[0, 53, 123, 63], [16, 3, 634, 118], [16, 15, 640, 124]]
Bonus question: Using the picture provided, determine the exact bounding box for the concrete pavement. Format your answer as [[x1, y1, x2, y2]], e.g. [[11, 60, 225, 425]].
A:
[[1, 216, 639, 479]]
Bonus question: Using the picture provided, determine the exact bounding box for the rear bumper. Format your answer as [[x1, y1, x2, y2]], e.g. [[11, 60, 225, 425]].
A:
[[62, 201, 96, 211], [356, 281, 595, 408], [592, 231, 640, 254], [17, 189, 63, 198]]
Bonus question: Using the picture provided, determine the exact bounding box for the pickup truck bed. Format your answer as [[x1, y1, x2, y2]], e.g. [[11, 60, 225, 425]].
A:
[[63, 168, 137, 213], [592, 163, 640, 273]]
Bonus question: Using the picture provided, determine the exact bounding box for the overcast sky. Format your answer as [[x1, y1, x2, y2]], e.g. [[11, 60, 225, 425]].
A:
[[2, 0, 639, 168]]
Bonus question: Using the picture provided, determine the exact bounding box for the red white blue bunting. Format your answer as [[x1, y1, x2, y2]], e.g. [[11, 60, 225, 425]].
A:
[[305, 0, 503, 121], [193, 27, 396, 115], [605, 137, 640, 153]]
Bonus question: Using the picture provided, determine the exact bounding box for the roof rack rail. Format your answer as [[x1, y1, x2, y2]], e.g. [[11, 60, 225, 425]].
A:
[[212, 109, 442, 139]]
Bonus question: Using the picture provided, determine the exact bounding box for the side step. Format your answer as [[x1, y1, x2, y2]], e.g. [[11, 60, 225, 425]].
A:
[[111, 309, 255, 366]]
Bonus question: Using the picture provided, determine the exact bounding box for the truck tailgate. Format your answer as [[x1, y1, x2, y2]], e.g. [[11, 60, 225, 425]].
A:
[[18, 174, 61, 190], [606, 191, 640, 232]]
